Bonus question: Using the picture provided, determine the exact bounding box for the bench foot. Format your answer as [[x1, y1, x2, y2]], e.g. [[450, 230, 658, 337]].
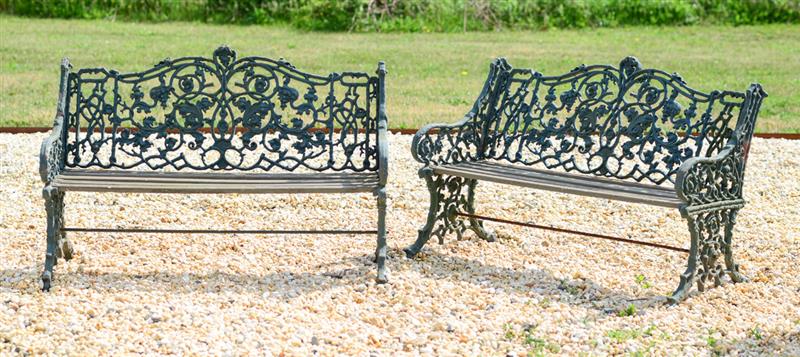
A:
[[56, 233, 74, 261], [407, 169, 493, 258], [41, 270, 52, 292], [669, 207, 745, 303]]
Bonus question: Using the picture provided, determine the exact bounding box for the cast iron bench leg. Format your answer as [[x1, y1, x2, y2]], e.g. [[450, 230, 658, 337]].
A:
[[670, 207, 747, 303], [42, 187, 63, 291], [375, 187, 388, 283], [404, 168, 495, 258]]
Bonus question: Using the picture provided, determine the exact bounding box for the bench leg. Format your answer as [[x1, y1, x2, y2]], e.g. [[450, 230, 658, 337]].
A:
[[670, 207, 746, 303], [42, 187, 68, 291], [374, 187, 388, 283], [465, 179, 496, 243], [404, 169, 495, 258]]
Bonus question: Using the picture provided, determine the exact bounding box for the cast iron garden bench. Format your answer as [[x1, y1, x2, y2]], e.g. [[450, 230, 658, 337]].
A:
[[39, 46, 389, 290], [407, 57, 765, 303]]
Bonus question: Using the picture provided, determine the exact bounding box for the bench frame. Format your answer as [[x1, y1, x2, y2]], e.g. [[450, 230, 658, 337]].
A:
[[39, 48, 390, 290], [407, 57, 766, 303]]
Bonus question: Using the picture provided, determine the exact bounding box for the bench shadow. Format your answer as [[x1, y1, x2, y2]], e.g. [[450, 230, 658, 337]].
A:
[[402, 249, 669, 313], [0, 256, 379, 298], [0, 246, 667, 313]]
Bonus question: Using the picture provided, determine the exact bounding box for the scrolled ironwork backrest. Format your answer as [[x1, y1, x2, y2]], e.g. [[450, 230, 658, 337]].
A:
[[483, 57, 748, 184], [63, 46, 379, 172], [411, 58, 509, 165]]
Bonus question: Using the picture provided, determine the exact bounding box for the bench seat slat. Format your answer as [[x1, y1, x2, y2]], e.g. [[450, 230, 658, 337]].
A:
[[432, 161, 683, 208], [60, 169, 370, 179], [459, 161, 678, 198], [53, 170, 380, 194]]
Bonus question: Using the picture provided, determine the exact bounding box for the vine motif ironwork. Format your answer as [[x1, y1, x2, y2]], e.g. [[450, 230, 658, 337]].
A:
[[670, 207, 745, 303], [63, 46, 380, 172], [404, 170, 494, 258], [431, 174, 473, 243], [409, 56, 766, 302], [411, 58, 510, 166], [483, 56, 747, 185], [676, 143, 744, 206], [41, 131, 65, 182]]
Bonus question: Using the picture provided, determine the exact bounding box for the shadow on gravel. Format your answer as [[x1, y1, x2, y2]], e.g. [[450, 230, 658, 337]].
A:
[[399, 249, 669, 313], [1, 246, 667, 314], [0, 257, 376, 295]]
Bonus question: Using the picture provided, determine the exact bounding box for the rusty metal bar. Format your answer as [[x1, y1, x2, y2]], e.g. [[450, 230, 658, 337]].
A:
[[457, 212, 689, 253], [61, 227, 378, 235]]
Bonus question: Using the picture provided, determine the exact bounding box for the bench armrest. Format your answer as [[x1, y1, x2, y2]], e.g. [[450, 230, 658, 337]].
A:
[[675, 140, 745, 206], [39, 120, 66, 184], [411, 114, 484, 165], [40, 58, 71, 184], [376, 62, 389, 186], [675, 83, 766, 207], [411, 58, 509, 166]]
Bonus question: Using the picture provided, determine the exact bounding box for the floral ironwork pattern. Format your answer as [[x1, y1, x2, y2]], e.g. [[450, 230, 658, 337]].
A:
[[409, 56, 766, 302], [483, 57, 746, 185], [670, 207, 745, 303], [411, 58, 509, 166], [404, 169, 494, 258], [676, 143, 745, 206], [668, 83, 765, 301], [63, 46, 379, 172]]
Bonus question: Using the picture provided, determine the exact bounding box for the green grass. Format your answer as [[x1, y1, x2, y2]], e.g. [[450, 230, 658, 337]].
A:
[[1, 15, 798, 132]]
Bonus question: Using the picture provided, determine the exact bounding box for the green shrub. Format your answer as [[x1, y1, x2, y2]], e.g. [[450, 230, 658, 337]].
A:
[[1, 0, 798, 31], [293, 0, 365, 31]]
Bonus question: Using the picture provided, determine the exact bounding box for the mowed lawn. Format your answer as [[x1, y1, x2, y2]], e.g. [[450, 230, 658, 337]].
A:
[[1, 16, 798, 132]]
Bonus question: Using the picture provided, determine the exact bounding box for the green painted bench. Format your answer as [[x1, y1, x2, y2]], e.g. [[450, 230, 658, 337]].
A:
[[39, 47, 389, 290], [408, 57, 766, 303]]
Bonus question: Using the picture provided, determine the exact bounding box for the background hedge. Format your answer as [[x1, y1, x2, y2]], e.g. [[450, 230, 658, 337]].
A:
[[1, 0, 799, 32]]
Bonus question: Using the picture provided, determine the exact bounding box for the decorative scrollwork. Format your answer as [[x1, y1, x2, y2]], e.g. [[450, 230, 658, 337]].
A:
[[676, 143, 744, 206], [674, 83, 766, 206], [40, 130, 64, 183], [670, 207, 745, 302], [411, 58, 510, 166], [63, 46, 380, 172], [483, 57, 747, 185], [405, 169, 494, 258], [430, 174, 474, 242], [408, 57, 766, 302]]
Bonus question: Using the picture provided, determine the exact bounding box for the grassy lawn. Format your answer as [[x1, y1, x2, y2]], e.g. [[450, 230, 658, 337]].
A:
[[1, 15, 798, 132]]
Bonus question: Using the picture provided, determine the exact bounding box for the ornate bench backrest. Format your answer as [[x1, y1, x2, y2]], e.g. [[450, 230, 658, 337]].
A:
[[62, 47, 381, 172], [482, 57, 765, 185]]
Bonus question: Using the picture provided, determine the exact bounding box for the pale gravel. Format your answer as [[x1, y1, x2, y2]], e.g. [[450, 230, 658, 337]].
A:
[[0, 133, 798, 356]]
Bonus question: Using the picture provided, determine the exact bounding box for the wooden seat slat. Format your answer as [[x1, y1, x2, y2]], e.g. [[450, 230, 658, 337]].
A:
[[53, 172, 379, 194], [456, 161, 679, 199], [433, 162, 683, 208]]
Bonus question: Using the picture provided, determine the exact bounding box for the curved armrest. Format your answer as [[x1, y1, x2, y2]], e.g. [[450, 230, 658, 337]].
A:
[[410, 113, 483, 165], [39, 121, 66, 184], [674, 140, 745, 207], [411, 57, 509, 166]]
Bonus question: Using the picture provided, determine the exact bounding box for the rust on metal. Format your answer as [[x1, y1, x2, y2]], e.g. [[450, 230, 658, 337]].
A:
[[457, 212, 689, 253]]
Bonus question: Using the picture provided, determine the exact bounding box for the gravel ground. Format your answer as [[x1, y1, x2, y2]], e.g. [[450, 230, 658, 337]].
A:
[[1, 133, 798, 356]]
